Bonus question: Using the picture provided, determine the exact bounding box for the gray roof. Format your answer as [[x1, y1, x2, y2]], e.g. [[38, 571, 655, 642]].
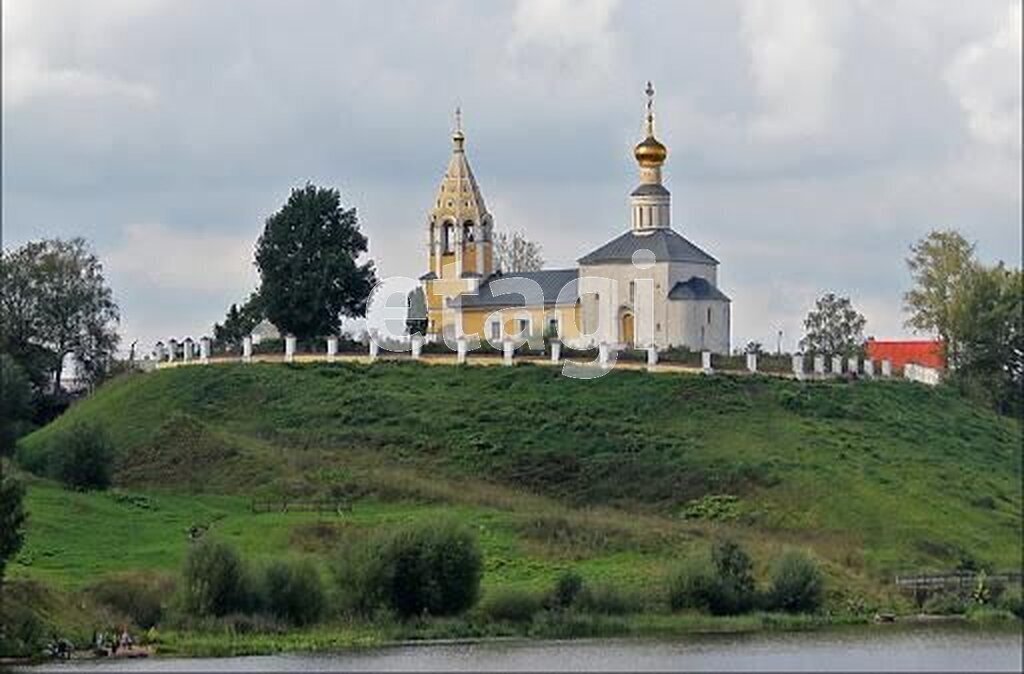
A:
[[668, 276, 731, 302], [452, 269, 579, 309], [630, 183, 671, 197], [578, 228, 719, 266]]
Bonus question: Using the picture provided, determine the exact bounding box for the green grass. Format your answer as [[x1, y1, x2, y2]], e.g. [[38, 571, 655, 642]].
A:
[[8, 361, 1022, 654]]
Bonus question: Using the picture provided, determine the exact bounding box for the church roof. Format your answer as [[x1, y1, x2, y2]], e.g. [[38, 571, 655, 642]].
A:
[[668, 276, 730, 302], [630, 183, 670, 197], [578, 228, 719, 266], [452, 269, 579, 309]]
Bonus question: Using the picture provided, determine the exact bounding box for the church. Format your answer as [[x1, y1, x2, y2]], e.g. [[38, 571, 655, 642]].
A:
[[418, 84, 731, 354]]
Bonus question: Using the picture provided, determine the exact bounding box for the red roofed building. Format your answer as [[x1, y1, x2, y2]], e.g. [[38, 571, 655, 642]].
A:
[[865, 338, 945, 370]]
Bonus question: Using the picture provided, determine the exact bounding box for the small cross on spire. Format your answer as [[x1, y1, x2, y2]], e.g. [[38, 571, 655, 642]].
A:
[[645, 81, 656, 135], [454, 106, 462, 134]]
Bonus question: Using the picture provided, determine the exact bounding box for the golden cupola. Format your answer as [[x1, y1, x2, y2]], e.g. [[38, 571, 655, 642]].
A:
[[630, 82, 672, 231], [634, 81, 667, 167]]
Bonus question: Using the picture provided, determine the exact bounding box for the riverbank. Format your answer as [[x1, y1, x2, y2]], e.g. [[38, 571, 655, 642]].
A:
[[12, 622, 1023, 671]]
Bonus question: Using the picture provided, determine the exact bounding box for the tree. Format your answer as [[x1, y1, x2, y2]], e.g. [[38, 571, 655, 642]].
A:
[[799, 293, 867, 356], [950, 264, 1023, 415], [904, 230, 978, 363], [0, 473, 26, 588], [255, 184, 376, 340], [212, 292, 263, 348], [744, 341, 764, 355], [406, 287, 427, 336], [0, 355, 33, 457], [494, 231, 544, 273], [0, 238, 119, 390]]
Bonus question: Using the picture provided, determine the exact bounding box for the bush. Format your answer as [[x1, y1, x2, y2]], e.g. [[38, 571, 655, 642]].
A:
[[768, 551, 824, 613], [181, 539, 252, 617], [668, 540, 758, 615], [335, 520, 482, 619], [261, 559, 325, 626], [668, 558, 720, 612], [90, 572, 175, 628], [575, 583, 643, 615], [549, 571, 585, 610], [48, 422, 114, 491], [478, 588, 545, 623]]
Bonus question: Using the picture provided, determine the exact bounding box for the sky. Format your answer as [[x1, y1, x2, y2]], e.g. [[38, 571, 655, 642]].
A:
[[2, 0, 1021, 353]]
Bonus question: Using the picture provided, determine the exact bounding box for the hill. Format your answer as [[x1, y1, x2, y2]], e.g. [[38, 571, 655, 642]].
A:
[[8, 361, 1022, 650]]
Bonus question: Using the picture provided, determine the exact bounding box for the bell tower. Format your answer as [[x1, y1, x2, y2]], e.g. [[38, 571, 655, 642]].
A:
[[422, 109, 495, 337], [427, 108, 494, 281]]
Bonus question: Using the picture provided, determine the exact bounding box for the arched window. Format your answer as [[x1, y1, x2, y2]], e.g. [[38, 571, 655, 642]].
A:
[[443, 222, 455, 253], [707, 307, 712, 324], [463, 220, 475, 243]]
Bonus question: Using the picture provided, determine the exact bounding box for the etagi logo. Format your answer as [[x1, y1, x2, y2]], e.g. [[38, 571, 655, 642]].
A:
[[368, 249, 658, 379]]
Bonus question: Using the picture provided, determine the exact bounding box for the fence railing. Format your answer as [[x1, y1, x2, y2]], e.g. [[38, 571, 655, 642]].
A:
[[894, 571, 1022, 590]]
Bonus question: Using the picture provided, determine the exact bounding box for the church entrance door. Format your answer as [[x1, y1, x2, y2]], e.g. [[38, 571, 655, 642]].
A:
[[621, 312, 634, 347]]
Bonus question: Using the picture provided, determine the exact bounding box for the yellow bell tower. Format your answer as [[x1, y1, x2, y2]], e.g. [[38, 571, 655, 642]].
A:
[[421, 109, 495, 338]]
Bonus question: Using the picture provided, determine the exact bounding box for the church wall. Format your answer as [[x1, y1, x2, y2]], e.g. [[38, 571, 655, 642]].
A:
[[459, 305, 582, 344], [667, 299, 730, 354], [578, 262, 671, 346]]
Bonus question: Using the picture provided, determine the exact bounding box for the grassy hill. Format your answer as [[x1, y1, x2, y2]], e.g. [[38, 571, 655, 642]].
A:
[[8, 361, 1022, 650]]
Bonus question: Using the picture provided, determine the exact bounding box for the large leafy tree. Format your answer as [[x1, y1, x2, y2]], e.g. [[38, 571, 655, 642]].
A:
[[255, 184, 376, 339], [494, 231, 544, 273], [903, 230, 978, 363], [0, 473, 26, 588], [950, 264, 1023, 415], [0, 238, 119, 390], [799, 293, 867, 356]]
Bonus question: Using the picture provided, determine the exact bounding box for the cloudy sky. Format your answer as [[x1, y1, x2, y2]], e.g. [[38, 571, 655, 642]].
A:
[[3, 0, 1021, 352]]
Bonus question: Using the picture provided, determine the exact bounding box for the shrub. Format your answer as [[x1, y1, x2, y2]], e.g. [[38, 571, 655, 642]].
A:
[[90, 572, 175, 628], [668, 540, 758, 615], [262, 559, 325, 626], [48, 422, 114, 491], [335, 520, 482, 619], [549, 570, 585, 610], [575, 583, 644, 615], [181, 539, 252, 617], [478, 587, 545, 623], [710, 539, 756, 614], [668, 557, 720, 612], [768, 551, 824, 613]]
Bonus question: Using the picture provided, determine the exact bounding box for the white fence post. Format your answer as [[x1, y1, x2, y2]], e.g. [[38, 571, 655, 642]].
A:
[[369, 338, 380, 362], [647, 345, 658, 369], [813, 355, 825, 376], [599, 342, 610, 369], [327, 336, 338, 362], [831, 355, 843, 375], [168, 339, 178, 363], [848, 356, 859, 375], [284, 335, 296, 362], [792, 354, 804, 379], [242, 336, 252, 363], [200, 337, 210, 364], [746, 352, 757, 373], [184, 339, 195, 363], [701, 350, 713, 374], [550, 339, 562, 363], [503, 339, 514, 366], [881, 359, 892, 377], [864, 359, 875, 377], [457, 337, 467, 364], [411, 335, 422, 360]]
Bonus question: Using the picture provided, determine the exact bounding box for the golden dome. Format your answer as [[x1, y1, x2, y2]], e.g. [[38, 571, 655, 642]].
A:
[[634, 134, 667, 167]]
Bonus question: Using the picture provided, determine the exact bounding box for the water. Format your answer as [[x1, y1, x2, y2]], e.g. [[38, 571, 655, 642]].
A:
[[28, 625, 1023, 672]]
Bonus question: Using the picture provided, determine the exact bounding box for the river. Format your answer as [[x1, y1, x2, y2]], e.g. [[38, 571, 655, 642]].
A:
[[27, 625, 1023, 672]]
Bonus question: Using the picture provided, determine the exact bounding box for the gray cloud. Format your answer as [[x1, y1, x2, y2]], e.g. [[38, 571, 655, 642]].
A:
[[2, 0, 1020, 352]]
